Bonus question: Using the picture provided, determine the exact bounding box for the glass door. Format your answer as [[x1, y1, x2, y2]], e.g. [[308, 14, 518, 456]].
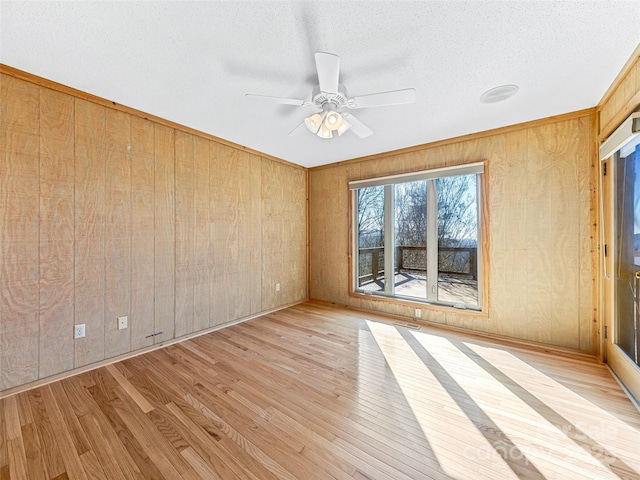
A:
[[615, 142, 640, 368]]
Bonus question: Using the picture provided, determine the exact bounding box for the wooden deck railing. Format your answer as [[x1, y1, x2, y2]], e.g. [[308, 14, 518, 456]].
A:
[[358, 245, 477, 284]]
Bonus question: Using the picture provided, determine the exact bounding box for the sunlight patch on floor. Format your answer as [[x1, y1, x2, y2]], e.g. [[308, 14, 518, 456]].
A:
[[366, 320, 519, 479], [463, 341, 640, 475], [410, 330, 622, 479]]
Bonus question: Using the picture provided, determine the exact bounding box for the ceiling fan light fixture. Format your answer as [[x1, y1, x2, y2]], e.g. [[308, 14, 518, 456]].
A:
[[305, 112, 325, 133], [317, 123, 333, 139], [324, 111, 344, 131], [337, 119, 351, 136]]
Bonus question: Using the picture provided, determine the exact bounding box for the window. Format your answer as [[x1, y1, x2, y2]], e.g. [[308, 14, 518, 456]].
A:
[[351, 162, 483, 310], [614, 132, 640, 368]]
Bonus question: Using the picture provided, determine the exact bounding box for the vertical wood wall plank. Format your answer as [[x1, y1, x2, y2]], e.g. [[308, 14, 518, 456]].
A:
[[130, 116, 156, 350], [249, 155, 263, 315], [525, 123, 558, 347], [308, 165, 351, 306], [193, 136, 210, 331], [210, 142, 231, 326], [103, 109, 132, 359], [210, 144, 254, 325], [209, 142, 221, 325], [282, 167, 307, 304], [233, 150, 253, 320], [174, 131, 195, 337], [552, 119, 586, 350], [261, 159, 282, 311], [38, 88, 75, 379], [73, 99, 106, 367], [486, 131, 528, 340], [0, 75, 40, 390], [154, 124, 175, 344], [578, 116, 597, 353], [308, 167, 330, 304]]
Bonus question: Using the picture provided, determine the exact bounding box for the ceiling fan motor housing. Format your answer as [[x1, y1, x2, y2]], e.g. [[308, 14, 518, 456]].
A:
[[312, 85, 349, 111]]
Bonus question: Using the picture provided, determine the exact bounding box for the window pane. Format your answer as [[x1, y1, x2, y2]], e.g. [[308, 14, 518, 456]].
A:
[[353, 165, 482, 311], [436, 174, 479, 306], [357, 186, 385, 292], [394, 181, 428, 299], [615, 146, 640, 367]]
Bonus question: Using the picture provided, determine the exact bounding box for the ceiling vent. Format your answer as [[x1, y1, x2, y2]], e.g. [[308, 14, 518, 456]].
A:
[[480, 84, 519, 104]]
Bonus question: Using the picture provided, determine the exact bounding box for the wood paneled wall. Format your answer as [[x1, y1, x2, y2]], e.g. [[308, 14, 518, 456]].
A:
[[0, 73, 307, 393], [309, 112, 597, 354], [599, 44, 640, 140]]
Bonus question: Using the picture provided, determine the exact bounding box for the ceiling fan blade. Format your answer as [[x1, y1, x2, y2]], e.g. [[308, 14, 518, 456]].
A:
[[348, 88, 416, 109], [245, 94, 307, 106], [288, 120, 308, 136], [343, 113, 373, 138], [314, 52, 340, 94]]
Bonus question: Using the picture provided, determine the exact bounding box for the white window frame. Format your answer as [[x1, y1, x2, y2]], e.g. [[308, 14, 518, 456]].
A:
[[350, 162, 484, 310]]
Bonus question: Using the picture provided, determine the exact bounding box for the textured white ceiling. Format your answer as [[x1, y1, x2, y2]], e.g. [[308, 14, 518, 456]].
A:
[[1, 1, 639, 168]]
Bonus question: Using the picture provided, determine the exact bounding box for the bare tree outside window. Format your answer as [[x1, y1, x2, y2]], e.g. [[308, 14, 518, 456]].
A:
[[395, 181, 427, 246], [437, 175, 477, 247], [437, 175, 478, 280], [356, 186, 385, 289], [357, 186, 384, 248]]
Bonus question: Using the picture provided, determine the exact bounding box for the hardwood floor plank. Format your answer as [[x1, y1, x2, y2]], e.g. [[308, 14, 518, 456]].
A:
[[110, 385, 197, 480], [263, 405, 358, 479], [119, 358, 175, 408], [147, 406, 245, 480], [84, 370, 166, 480], [183, 375, 340, 480], [48, 381, 91, 457], [16, 392, 34, 427], [39, 385, 88, 479], [26, 388, 67, 478], [180, 446, 222, 479], [78, 450, 108, 480], [21, 417, 50, 479], [3, 396, 29, 480], [6, 439, 28, 480], [2, 303, 639, 479], [105, 364, 155, 414], [165, 401, 278, 480], [77, 414, 136, 480], [184, 393, 300, 480], [0, 397, 7, 473]]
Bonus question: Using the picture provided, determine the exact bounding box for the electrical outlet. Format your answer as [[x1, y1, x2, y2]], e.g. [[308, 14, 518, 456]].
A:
[[118, 316, 128, 330], [74, 324, 86, 339], [275, 283, 280, 292], [415, 308, 422, 318]]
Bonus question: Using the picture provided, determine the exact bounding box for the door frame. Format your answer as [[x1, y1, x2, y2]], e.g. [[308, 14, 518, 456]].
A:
[[601, 152, 640, 404]]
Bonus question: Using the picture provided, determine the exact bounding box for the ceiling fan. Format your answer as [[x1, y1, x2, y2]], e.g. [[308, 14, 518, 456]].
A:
[[246, 52, 416, 139]]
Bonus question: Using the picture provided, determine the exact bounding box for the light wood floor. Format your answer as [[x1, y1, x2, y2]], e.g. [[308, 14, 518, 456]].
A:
[[2, 302, 640, 479]]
